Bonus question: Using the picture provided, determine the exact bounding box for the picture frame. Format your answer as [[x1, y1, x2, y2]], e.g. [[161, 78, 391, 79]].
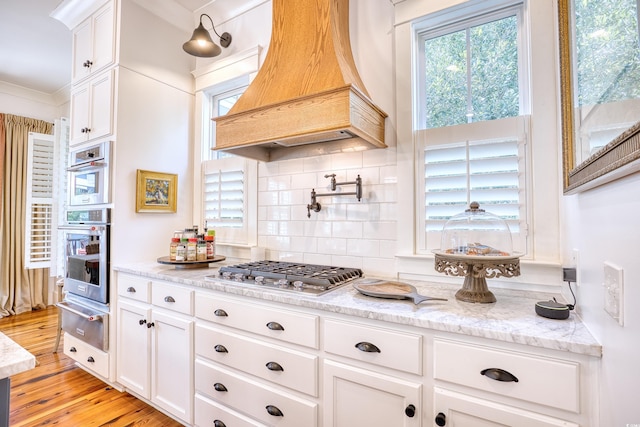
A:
[[135, 169, 177, 213]]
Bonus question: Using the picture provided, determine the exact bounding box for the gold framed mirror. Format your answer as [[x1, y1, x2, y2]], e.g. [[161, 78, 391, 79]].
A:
[[559, 0, 640, 194]]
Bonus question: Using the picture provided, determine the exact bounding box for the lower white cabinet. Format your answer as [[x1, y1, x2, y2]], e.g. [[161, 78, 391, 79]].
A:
[[117, 298, 194, 424], [433, 387, 579, 427], [64, 333, 109, 378], [323, 359, 422, 427]]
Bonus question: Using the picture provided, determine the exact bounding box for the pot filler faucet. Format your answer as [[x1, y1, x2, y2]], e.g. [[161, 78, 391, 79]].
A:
[[307, 174, 362, 217]]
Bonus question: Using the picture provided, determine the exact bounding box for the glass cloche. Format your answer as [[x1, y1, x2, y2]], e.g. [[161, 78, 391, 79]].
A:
[[433, 202, 522, 303], [440, 201, 512, 257]]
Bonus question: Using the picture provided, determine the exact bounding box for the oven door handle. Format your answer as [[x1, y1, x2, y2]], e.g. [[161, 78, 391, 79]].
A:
[[58, 225, 106, 232], [67, 161, 106, 172], [56, 301, 103, 322]]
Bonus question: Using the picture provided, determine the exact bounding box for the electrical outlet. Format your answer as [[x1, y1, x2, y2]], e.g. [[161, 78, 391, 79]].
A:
[[572, 249, 580, 286], [603, 262, 624, 326]]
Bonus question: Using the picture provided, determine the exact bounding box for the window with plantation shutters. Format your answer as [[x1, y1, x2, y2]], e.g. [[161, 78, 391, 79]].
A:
[[203, 157, 256, 244], [417, 116, 530, 254], [24, 132, 55, 268]]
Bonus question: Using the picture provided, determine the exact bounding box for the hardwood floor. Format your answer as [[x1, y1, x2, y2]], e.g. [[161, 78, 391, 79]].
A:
[[1, 306, 184, 427]]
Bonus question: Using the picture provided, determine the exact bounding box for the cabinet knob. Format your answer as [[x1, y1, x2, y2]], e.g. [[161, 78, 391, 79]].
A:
[[87, 356, 95, 363], [480, 368, 519, 382], [146, 322, 155, 329], [69, 346, 77, 353], [138, 319, 147, 326], [405, 404, 416, 417], [265, 405, 284, 417], [214, 309, 228, 317], [435, 412, 446, 426], [83, 60, 93, 68], [126, 287, 136, 293], [266, 361, 284, 372], [214, 344, 228, 353], [213, 383, 228, 392], [213, 421, 226, 427], [355, 341, 381, 353], [266, 321, 284, 331], [164, 296, 175, 303]]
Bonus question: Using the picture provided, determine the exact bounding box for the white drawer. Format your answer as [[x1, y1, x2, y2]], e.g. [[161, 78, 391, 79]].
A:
[[323, 318, 422, 375], [64, 333, 109, 378], [195, 293, 319, 348], [151, 281, 193, 315], [117, 273, 150, 303], [433, 339, 580, 412], [195, 324, 318, 396], [195, 393, 266, 427], [195, 359, 318, 427]]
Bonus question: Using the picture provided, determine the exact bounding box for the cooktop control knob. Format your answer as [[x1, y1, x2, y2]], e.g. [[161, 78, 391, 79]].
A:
[[276, 279, 289, 288], [255, 276, 265, 285], [233, 273, 245, 281], [293, 281, 304, 290]]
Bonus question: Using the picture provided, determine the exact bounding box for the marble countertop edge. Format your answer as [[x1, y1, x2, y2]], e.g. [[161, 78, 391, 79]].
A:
[[114, 262, 602, 358], [0, 332, 37, 379]]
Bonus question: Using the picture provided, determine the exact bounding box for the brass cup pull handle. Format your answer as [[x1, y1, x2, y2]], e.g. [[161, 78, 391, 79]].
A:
[[126, 287, 136, 293], [69, 347, 77, 353], [214, 344, 228, 353], [266, 361, 284, 372], [480, 368, 519, 382], [266, 321, 284, 331], [87, 356, 95, 363], [266, 405, 284, 417], [213, 420, 226, 427], [164, 296, 175, 303], [355, 341, 381, 353], [214, 309, 228, 317], [213, 383, 228, 392]]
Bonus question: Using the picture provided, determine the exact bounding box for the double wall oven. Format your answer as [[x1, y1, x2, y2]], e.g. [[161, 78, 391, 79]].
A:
[[57, 140, 112, 352]]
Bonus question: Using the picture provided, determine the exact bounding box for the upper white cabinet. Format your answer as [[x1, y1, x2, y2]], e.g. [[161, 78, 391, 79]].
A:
[[71, 0, 116, 84], [69, 69, 114, 146]]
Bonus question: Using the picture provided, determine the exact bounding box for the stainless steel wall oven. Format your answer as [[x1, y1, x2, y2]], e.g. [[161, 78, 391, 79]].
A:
[[57, 207, 110, 350], [68, 141, 111, 206]]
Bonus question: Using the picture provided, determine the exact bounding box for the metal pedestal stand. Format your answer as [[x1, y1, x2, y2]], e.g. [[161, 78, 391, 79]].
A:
[[433, 252, 521, 303]]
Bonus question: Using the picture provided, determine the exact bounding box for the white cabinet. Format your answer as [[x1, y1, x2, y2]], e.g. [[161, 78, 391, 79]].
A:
[[322, 318, 423, 427], [71, 0, 116, 83], [69, 69, 114, 146], [323, 359, 422, 427], [432, 337, 592, 426], [116, 274, 194, 424], [433, 387, 579, 427], [64, 333, 109, 378]]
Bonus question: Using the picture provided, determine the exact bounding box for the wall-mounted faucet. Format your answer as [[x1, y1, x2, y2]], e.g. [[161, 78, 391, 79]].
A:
[[307, 174, 362, 217]]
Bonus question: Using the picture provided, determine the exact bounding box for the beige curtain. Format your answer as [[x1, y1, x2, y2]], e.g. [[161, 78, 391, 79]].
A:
[[0, 114, 53, 317]]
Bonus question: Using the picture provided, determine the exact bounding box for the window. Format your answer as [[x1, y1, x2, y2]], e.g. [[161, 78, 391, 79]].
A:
[[201, 80, 257, 246], [415, 1, 530, 256]]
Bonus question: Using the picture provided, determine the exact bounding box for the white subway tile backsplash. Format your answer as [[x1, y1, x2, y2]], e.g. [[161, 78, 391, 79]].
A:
[[256, 151, 399, 276], [332, 221, 363, 238], [363, 221, 396, 240], [317, 237, 347, 255], [347, 239, 380, 257]]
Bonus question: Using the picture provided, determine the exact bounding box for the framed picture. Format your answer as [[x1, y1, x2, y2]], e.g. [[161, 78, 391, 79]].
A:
[[135, 169, 177, 213]]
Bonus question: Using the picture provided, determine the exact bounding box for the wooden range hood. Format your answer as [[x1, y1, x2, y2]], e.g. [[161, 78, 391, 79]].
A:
[[213, 0, 387, 162]]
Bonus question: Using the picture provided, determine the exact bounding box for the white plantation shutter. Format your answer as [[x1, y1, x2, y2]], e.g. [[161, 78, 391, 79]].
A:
[[203, 157, 256, 244], [418, 115, 530, 254], [24, 132, 55, 268]]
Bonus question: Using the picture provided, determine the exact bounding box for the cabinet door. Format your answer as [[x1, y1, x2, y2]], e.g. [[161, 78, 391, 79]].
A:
[[151, 310, 194, 424], [90, 1, 115, 74], [71, 18, 92, 82], [323, 360, 421, 427], [87, 70, 114, 142], [69, 83, 90, 145], [433, 387, 579, 427], [117, 300, 151, 399]]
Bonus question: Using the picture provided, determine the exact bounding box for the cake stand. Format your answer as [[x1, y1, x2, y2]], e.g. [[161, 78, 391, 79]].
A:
[[433, 250, 522, 303]]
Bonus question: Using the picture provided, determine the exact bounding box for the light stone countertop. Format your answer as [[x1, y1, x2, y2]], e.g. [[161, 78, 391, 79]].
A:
[[0, 332, 36, 379], [114, 262, 602, 358]]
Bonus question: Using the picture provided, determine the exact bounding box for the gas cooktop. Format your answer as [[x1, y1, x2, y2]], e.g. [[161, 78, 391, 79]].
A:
[[205, 261, 363, 296]]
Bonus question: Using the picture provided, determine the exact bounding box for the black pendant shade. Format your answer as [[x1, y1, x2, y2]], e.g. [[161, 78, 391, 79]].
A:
[[183, 14, 232, 58]]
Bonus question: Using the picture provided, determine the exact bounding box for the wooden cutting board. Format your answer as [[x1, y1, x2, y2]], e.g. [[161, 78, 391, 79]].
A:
[[353, 280, 447, 304]]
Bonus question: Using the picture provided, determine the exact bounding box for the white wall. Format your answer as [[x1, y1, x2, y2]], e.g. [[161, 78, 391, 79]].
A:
[[562, 172, 640, 426], [0, 83, 69, 122]]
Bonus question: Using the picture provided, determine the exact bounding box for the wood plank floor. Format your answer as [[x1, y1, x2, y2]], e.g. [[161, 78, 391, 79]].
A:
[[0, 306, 184, 427]]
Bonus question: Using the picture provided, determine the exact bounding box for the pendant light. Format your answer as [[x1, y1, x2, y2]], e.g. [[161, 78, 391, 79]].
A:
[[183, 14, 232, 58]]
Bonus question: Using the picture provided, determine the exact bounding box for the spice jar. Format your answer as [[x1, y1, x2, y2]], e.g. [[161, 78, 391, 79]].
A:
[[169, 237, 180, 261], [176, 238, 187, 262], [196, 236, 207, 261]]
